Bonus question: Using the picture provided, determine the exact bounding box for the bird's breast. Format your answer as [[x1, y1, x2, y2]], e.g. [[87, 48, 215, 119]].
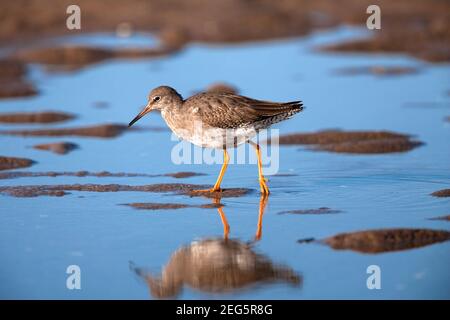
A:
[[161, 109, 257, 149]]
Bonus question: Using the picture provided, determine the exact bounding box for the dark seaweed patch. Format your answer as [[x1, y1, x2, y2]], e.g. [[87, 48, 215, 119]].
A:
[[0, 156, 35, 171], [322, 228, 450, 254]]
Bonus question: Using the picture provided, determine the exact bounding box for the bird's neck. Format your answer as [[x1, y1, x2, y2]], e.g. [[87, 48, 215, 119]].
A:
[[161, 100, 183, 128], [164, 97, 183, 114]]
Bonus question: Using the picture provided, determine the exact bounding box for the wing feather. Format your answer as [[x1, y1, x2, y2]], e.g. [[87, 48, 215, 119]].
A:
[[186, 93, 304, 129]]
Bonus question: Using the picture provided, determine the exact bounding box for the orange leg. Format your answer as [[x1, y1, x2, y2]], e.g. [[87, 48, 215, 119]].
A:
[[249, 142, 270, 195], [255, 194, 268, 241], [217, 204, 230, 239], [195, 149, 229, 193]]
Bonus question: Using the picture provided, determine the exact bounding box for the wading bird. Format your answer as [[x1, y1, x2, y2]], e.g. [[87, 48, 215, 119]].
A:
[[129, 86, 303, 194]]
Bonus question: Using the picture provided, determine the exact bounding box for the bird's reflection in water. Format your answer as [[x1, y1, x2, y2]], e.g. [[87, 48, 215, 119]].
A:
[[131, 195, 302, 299]]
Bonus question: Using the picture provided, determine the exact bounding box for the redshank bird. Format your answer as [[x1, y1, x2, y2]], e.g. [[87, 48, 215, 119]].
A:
[[128, 86, 303, 194]]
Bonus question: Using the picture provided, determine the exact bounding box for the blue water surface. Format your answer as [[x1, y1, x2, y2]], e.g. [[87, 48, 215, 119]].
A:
[[0, 26, 449, 299]]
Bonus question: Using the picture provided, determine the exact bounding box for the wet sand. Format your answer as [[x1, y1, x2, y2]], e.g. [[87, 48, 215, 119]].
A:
[[429, 215, 450, 222], [184, 188, 252, 199], [14, 45, 177, 71], [165, 172, 206, 179], [0, 156, 35, 171], [278, 207, 342, 215], [0, 183, 252, 198], [431, 189, 450, 198], [0, 183, 206, 197], [123, 202, 223, 210], [316, 138, 422, 154], [334, 66, 420, 77], [1, 1, 449, 63], [0, 124, 128, 138], [276, 130, 422, 154], [0, 59, 37, 98], [321, 228, 450, 254], [0, 171, 205, 180], [0, 111, 75, 124], [32, 142, 79, 155], [1, 1, 447, 99]]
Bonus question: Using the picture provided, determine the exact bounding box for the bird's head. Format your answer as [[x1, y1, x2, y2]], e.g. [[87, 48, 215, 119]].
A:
[[128, 86, 183, 127]]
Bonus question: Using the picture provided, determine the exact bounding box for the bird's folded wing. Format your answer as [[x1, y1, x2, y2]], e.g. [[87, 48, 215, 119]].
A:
[[188, 93, 303, 129]]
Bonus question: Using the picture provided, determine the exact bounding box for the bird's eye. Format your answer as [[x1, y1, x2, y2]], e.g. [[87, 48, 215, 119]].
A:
[[153, 96, 161, 102]]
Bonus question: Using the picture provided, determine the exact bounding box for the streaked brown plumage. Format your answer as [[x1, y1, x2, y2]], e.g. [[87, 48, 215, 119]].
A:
[[129, 86, 304, 194], [182, 92, 303, 130]]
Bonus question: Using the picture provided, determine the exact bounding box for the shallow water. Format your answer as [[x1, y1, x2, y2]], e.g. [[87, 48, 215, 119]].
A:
[[0, 27, 449, 299], [0, 32, 158, 58]]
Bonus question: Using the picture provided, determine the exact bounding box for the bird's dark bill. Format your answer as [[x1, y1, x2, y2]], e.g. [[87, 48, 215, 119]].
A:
[[128, 109, 150, 127]]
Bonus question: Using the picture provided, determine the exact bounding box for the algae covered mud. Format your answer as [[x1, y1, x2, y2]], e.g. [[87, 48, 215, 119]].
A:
[[0, 24, 449, 299]]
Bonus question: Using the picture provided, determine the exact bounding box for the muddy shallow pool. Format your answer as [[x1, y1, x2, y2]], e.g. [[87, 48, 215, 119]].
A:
[[0, 27, 449, 299]]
